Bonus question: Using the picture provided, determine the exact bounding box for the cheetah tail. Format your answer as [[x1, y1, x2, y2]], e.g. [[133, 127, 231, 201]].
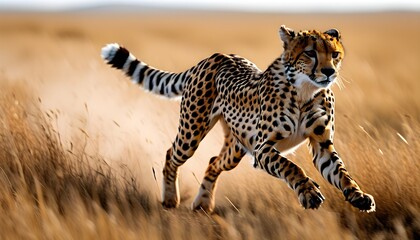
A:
[[101, 43, 186, 98]]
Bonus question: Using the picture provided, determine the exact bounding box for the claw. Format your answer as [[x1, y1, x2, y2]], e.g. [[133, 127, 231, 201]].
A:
[[316, 191, 326, 201], [312, 180, 320, 189]]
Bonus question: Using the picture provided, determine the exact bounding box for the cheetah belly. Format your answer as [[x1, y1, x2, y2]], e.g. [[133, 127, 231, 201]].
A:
[[273, 129, 307, 155]]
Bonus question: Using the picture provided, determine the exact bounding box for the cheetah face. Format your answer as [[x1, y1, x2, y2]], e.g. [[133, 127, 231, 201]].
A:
[[279, 25, 344, 88]]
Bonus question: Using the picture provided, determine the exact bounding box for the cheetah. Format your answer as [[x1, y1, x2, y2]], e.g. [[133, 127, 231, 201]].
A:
[[101, 25, 376, 213]]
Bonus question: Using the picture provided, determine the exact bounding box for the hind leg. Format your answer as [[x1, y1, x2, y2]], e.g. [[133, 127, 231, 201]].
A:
[[161, 74, 219, 208], [162, 115, 221, 208], [192, 122, 246, 212]]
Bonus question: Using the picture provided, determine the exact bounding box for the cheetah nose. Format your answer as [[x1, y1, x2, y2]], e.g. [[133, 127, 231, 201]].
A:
[[321, 68, 335, 77]]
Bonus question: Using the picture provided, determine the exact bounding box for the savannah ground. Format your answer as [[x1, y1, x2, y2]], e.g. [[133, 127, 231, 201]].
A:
[[0, 11, 419, 239]]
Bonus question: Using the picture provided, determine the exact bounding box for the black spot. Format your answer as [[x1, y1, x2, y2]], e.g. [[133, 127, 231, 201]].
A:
[[190, 104, 196, 111], [182, 143, 189, 151], [249, 136, 254, 145], [199, 72, 206, 80], [262, 146, 270, 154], [205, 81, 213, 90], [197, 99, 204, 106], [320, 140, 333, 149], [214, 54, 224, 62], [186, 132, 192, 139], [209, 156, 217, 164], [205, 73, 214, 81], [205, 90, 213, 98], [288, 107, 296, 114], [280, 116, 286, 122], [280, 157, 287, 164], [314, 125, 325, 135], [212, 106, 219, 114], [233, 156, 242, 163], [270, 98, 276, 104], [190, 95, 197, 102], [176, 149, 183, 157], [271, 153, 280, 162], [198, 106, 206, 114]]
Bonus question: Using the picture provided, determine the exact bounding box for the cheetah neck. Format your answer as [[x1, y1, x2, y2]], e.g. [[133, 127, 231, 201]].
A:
[[290, 74, 324, 105]]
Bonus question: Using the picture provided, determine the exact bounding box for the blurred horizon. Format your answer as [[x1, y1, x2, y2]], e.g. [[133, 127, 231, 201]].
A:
[[1, 0, 420, 13]]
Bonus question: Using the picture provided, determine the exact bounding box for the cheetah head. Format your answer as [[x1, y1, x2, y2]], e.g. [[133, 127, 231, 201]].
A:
[[279, 25, 344, 89]]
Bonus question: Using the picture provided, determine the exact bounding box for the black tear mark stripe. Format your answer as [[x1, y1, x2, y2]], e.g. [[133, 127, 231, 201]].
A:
[[311, 43, 318, 76]]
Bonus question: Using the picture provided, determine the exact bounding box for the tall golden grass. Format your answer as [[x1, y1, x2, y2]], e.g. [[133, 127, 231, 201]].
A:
[[0, 12, 419, 239]]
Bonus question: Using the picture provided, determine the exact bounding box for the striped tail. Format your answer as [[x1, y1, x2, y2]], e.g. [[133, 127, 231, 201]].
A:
[[101, 43, 187, 98]]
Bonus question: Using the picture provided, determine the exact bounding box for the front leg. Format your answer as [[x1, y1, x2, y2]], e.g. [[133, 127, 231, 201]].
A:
[[309, 132, 376, 212], [254, 141, 325, 209]]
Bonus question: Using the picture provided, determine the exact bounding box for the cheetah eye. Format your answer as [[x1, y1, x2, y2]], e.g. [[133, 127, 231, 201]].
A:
[[304, 50, 317, 58], [332, 52, 340, 59]]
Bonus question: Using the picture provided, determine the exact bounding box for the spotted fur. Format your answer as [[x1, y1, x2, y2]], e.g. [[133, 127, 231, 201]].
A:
[[101, 25, 375, 213]]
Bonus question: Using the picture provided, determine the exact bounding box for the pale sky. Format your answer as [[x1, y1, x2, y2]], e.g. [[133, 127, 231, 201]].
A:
[[1, 0, 420, 12]]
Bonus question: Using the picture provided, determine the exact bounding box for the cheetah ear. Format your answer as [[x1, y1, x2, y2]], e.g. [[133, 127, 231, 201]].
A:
[[279, 25, 295, 46], [324, 29, 341, 40]]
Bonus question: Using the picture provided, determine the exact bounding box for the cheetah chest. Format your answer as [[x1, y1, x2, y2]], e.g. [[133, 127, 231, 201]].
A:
[[273, 127, 307, 155]]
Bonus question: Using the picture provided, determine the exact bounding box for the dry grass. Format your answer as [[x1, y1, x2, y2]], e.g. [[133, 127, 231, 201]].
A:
[[0, 12, 419, 239]]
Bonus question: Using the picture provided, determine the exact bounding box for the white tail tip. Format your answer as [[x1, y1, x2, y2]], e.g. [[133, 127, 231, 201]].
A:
[[101, 43, 120, 61]]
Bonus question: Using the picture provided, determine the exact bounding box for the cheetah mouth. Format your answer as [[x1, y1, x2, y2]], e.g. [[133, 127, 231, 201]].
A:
[[315, 79, 332, 86]]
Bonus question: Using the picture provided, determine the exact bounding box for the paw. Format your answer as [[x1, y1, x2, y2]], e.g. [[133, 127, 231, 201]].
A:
[[192, 197, 214, 213], [344, 188, 376, 213], [162, 182, 180, 209], [192, 189, 215, 213], [162, 196, 180, 209], [296, 178, 325, 209]]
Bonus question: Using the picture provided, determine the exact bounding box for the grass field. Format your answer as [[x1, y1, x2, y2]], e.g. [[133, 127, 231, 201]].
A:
[[0, 11, 419, 239]]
